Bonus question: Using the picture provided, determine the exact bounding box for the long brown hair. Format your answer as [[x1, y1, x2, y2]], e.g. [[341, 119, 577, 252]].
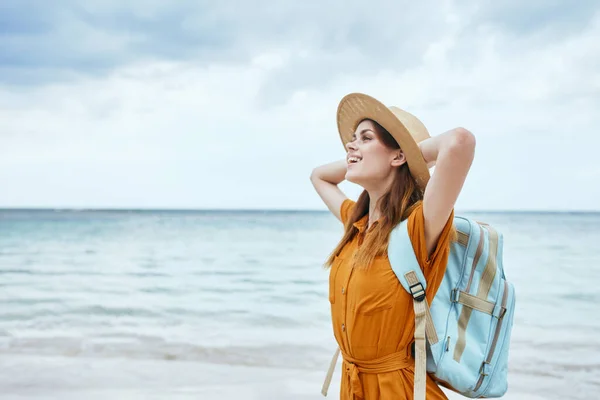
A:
[[325, 120, 425, 270]]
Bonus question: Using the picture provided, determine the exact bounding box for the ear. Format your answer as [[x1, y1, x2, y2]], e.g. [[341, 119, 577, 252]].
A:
[[391, 150, 406, 167]]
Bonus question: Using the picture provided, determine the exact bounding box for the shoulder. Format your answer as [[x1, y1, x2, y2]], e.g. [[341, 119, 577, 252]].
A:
[[340, 198, 356, 224], [406, 201, 454, 268]]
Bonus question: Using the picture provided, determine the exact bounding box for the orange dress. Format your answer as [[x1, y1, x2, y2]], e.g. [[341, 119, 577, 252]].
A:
[[329, 199, 454, 399]]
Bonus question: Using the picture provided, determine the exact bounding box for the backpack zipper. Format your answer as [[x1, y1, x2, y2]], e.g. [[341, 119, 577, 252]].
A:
[[473, 280, 509, 392]]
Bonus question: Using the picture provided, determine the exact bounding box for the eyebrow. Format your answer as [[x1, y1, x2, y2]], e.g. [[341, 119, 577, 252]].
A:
[[351, 128, 375, 139]]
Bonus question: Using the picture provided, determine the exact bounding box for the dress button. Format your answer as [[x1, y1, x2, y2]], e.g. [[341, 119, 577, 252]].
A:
[[341, 287, 345, 294], [342, 323, 345, 332]]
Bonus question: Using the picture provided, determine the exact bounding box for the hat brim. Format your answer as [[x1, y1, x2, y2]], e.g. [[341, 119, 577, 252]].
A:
[[336, 93, 430, 190]]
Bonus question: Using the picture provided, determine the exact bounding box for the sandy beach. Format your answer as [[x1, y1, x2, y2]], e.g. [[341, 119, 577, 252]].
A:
[[0, 354, 574, 400]]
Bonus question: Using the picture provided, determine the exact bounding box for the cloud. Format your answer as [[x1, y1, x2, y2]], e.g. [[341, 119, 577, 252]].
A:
[[0, 1, 599, 210], [473, 0, 599, 35], [0, 1, 461, 89]]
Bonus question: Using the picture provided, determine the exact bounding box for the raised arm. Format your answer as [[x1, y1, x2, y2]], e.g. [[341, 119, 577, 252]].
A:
[[419, 127, 476, 256], [310, 160, 349, 222]]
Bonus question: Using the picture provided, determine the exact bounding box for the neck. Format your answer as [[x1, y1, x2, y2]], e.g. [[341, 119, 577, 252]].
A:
[[364, 174, 395, 227], [366, 190, 385, 227]]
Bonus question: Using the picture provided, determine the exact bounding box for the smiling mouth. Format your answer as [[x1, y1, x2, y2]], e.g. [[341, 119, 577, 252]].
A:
[[347, 156, 362, 165]]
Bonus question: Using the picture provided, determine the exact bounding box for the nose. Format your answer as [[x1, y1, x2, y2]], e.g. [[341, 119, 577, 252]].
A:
[[346, 139, 357, 152]]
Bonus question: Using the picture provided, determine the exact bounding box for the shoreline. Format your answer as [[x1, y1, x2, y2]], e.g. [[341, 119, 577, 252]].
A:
[[0, 354, 560, 400]]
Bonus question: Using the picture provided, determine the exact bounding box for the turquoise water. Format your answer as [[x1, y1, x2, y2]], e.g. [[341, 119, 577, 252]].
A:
[[0, 209, 599, 398]]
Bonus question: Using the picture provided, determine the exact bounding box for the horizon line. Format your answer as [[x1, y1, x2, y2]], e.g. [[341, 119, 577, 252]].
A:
[[1, 207, 599, 214]]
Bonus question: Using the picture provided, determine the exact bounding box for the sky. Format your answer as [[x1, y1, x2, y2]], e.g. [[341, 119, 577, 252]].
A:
[[0, 0, 599, 211]]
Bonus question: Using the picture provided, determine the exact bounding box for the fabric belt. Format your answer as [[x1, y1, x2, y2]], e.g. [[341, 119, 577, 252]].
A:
[[333, 347, 413, 399]]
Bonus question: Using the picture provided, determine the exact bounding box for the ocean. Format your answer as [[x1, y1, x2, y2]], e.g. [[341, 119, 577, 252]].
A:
[[0, 209, 598, 399]]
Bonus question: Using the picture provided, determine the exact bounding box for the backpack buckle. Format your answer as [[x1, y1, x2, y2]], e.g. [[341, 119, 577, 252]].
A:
[[450, 288, 459, 303], [479, 361, 490, 377], [499, 306, 507, 319], [409, 282, 426, 302]]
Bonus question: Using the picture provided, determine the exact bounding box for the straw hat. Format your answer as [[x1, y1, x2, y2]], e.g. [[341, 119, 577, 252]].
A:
[[337, 93, 431, 190]]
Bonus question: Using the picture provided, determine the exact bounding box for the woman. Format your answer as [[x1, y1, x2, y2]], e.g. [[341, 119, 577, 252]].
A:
[[310, 93, 475, 399]]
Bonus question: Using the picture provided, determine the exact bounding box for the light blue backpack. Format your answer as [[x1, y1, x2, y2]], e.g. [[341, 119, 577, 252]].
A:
[[387, 216, 516, 399]]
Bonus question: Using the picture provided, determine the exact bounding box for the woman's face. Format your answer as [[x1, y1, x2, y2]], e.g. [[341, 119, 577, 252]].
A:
[[345, 120, 405, 187]]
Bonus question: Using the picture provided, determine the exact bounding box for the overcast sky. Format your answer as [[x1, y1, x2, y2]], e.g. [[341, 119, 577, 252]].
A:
[[1, 0, 599, 211]]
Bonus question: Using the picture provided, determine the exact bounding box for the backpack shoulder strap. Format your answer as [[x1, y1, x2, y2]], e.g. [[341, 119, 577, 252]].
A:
[[388, 218, 437, 400], [388, 219, 427, 295]]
